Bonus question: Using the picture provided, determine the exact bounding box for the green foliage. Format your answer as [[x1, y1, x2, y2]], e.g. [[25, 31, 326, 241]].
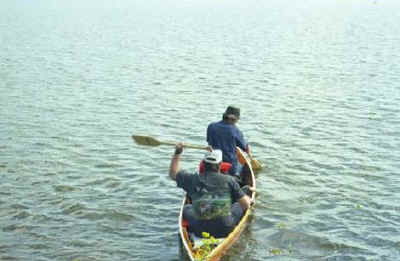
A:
[[277, 221, 286, 229], [269, 248, 283, 255], [193, 232, 220, 261], [269, 247, 293, 256]]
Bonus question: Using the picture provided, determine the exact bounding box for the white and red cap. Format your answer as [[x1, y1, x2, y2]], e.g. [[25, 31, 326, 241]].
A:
[[203, 150, 223, 164]]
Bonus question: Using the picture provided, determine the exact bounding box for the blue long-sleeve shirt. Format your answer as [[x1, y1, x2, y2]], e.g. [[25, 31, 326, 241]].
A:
[[206, 120, 248, 175]]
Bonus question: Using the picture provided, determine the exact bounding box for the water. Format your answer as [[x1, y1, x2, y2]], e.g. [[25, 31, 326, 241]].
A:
[[1, 0, 400, 260]]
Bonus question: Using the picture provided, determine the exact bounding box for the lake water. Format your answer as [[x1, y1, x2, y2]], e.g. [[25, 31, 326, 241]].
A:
[[1, 0, 399, 260]]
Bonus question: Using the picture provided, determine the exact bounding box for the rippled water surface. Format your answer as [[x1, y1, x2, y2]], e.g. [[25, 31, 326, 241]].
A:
[[1, 0, 400, 260]]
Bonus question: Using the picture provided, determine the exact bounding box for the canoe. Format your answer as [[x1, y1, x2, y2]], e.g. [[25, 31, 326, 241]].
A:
[[179, 147, 256, 261]]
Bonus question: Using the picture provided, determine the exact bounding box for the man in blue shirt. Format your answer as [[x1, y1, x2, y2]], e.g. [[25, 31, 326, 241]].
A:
[[207, 106, 252, 178]]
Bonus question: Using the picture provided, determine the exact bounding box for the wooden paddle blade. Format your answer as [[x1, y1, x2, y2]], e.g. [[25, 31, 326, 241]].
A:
[[250, 158, 263, 171], [132, 135, 161, 146]]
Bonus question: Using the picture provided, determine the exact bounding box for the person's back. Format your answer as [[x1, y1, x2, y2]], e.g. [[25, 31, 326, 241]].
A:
[[207, 106, 249, 177], [191, 170, 232, 218], [207, 121, 244, 171], [188, 170, 241, 236]]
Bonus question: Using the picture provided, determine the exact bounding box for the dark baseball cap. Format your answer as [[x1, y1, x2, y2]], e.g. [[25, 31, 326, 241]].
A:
[[223, 106, 240, 120]]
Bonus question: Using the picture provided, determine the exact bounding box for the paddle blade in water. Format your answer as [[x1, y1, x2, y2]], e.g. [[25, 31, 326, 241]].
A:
[[132, 135, 161, 146], [251, 158, 263, 171]]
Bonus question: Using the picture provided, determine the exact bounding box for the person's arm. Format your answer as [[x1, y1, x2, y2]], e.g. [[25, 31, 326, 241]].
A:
[[234, 126, 252, 157], [231, 178, 253, 210], [206, 124, 212, 146], [235, 128, 248, 152], [245, 144, 252, 157], [238, 194, 252, 210], [169, 143, 183, 181]]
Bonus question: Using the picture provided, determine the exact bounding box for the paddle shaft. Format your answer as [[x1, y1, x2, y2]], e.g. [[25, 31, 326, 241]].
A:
[[132, 135, 261, 169], [159, 140, 208, 150], [132, 135, 208, 150]]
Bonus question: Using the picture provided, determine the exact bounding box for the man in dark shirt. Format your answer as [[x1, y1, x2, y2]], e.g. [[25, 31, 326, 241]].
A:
[[207, 106, 252, 178], [169, 143, 252, 238]]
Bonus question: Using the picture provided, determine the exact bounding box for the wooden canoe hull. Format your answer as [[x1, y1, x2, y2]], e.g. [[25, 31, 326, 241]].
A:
[[179, 147, 256, 261]]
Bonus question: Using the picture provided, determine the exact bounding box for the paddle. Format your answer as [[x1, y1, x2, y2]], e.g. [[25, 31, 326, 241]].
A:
[[249, 155, 263, 171], [237, 149, 263, 172], [132, 135, 263, 171], [132, 135, 209, 150]]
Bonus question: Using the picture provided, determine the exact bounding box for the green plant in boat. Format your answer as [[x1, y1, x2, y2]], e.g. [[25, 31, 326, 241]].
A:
[[193, 232, 219, 261]]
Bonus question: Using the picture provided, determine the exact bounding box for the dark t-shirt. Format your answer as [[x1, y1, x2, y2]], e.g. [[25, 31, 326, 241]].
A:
[[206, 120, 248, 174], [176, 170, 245, 219]]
